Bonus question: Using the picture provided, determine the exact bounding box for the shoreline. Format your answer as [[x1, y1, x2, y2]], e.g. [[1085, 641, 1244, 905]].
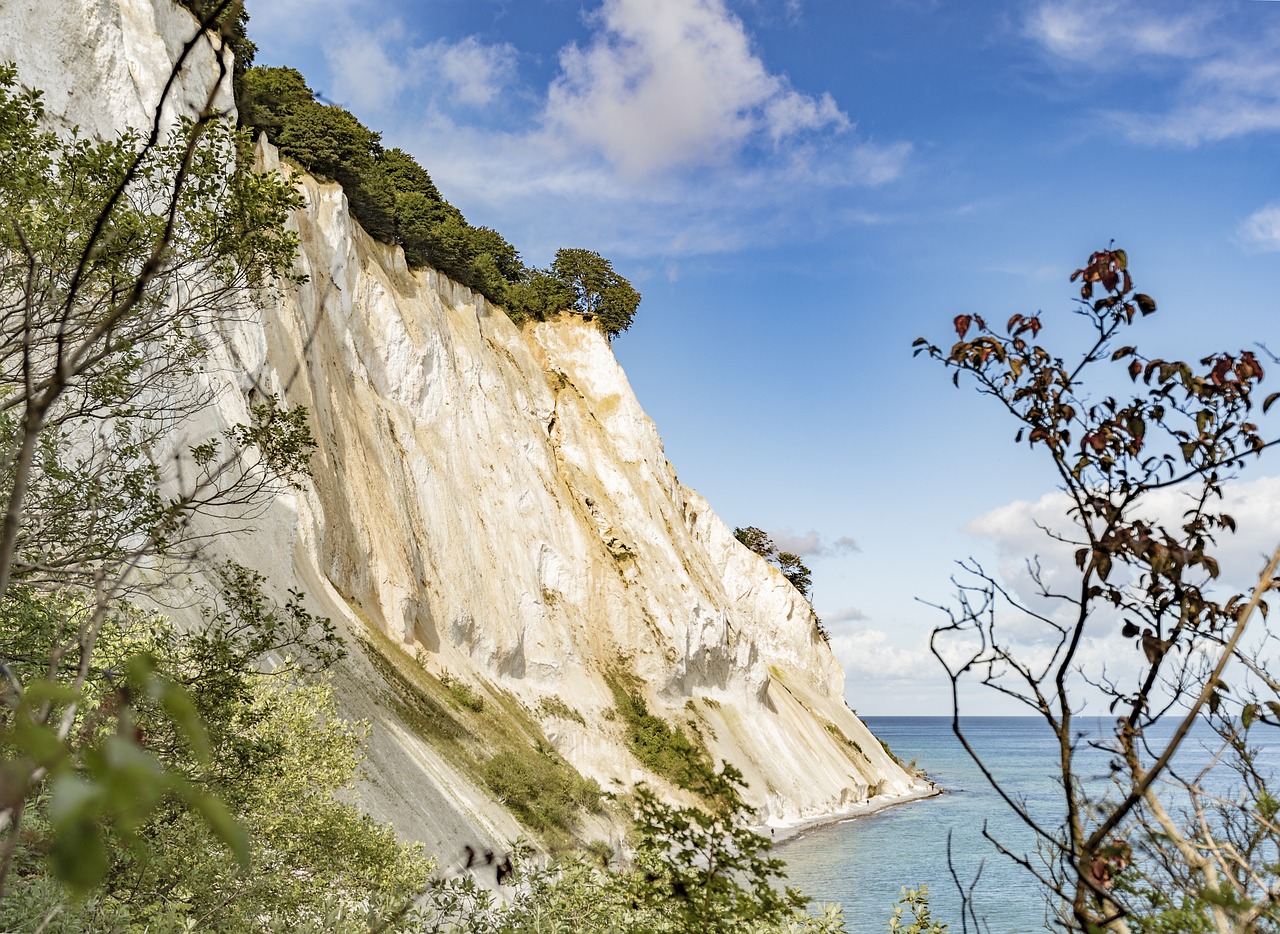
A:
[[765, 779, 942, 848]]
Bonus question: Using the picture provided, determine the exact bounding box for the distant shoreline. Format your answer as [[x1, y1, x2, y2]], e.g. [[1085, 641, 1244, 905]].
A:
[[766, 780, 942, 848]]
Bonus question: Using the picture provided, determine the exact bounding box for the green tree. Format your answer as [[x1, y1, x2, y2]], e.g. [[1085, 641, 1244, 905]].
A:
[[734, 527, 814, 601], [734, 526, 776, 559], [627, 764, 805, 934], [504, 269, 574, 325], [887, 887, 949, 934], [550, 248, 641, 338], [0, 48, 316, 906], [776, 551, 813, 601], [917, 247, 1280, 931], [236, 65, 313, 135], [381, 146, 443, 202]]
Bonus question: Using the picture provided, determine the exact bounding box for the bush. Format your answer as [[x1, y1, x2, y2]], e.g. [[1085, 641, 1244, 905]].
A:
[[608, 679, 718, 797], [483, 748, 602, 840]]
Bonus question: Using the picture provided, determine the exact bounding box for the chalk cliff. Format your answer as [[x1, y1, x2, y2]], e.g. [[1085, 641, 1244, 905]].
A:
[[0, 0, 917, 859]]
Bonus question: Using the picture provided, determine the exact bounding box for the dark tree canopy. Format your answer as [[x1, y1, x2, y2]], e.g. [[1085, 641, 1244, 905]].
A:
[[551, 248, 641, 338], [236, 68, 644, 340]]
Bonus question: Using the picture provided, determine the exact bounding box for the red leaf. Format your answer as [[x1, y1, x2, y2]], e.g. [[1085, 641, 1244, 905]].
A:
[[954, 314, 972, 339]]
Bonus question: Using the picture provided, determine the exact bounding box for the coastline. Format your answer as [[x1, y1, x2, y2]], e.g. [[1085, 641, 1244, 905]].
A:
[[765, 779, 942, 848]]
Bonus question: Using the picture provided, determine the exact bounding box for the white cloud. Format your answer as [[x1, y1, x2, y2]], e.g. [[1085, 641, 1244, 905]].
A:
[[916, 475, 1280, 714], [832, 628, 934, 682], [421, 37, 518, 109], [968, 476, 1280, 600], [1238, 202, 1280, 252], [1026, 1, 1280, 147], [323, 30, 518, 116], [769, 528, 860, 558], [544, 0, 849, 177], [250, 0, 911, 261], [1025, 1, 1213, 63], [326, 24, 414, 113], [823, 605, 868, 624]]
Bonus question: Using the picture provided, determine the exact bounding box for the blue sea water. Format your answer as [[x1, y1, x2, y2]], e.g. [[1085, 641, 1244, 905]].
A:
[[777, 716, 1280, 933]]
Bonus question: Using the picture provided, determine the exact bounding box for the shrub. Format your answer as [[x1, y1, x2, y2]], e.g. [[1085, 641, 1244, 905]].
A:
[[482, 748, 602, 839], [608, 678, 718, 797]]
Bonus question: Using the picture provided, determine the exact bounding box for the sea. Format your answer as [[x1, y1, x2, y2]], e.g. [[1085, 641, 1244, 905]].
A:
[[777, 716, 1280, 934]]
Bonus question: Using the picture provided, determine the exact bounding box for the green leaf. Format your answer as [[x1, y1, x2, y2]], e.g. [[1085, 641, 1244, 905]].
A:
[[47, 773, 102, 827], [188, 791, 251, 868], [1243, 703, 1258, 729], [157, 676, 212, 766], [49, 818, 108, 895], [18, 681, 82, 707]]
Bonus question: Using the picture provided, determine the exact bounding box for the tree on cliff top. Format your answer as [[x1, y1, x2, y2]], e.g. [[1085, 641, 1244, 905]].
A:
[[917, 247, 1280, 932], [734, 526, 814, 600], [551, 247, 642, 338]]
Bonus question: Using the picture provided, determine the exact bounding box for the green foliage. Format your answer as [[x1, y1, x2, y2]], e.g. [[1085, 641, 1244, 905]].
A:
[[238, 67, 645, 336], [538, 695, 587, 726], [0, 59, 430, 931], [504, 269, 574, 325], [733, 528, 815, 601], [416, 764, 847, 934], [550, 248, 641, 338], [628, 764, 805, 934], [776, 551, 813, 600], [735, 526, 776, 558], [358, 630, 604, 853], [238, 66, 528, 306], [607, 677, 718, 798], [227, 394, 318, 485], [483, 748, 602, 840], [887, 886, 949, 934], [439, 671, 486, 712], [0, 652, 431, 932]]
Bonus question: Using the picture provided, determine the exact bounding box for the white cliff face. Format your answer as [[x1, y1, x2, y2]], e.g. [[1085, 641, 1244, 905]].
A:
[[2, 0, 917, 856]]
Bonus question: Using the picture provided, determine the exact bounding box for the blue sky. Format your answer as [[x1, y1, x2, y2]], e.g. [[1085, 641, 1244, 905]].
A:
[[247, 0, 1280, 714]]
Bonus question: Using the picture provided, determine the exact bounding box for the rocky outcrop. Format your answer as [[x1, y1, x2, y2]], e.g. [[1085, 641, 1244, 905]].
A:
[[0, 0, 918, 860]]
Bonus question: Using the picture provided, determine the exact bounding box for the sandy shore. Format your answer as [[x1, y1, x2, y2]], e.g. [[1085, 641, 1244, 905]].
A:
[[763, 780, 942, 847]]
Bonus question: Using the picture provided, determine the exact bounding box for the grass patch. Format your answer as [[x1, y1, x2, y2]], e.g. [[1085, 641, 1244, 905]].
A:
[[355, 630, 604, 850], [825, 721, 867, 760], [605, 674, 717, 798], [440, 671, 485, 712], [484, 748, 603, 837], [538, 696, 586, 725]]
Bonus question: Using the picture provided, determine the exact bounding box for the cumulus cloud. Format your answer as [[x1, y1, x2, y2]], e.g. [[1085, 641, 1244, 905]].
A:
[[326, 25, 414, 112], [544, 0, 850, 177], [769, 528, 860, 558], [249, 0, 911, 261], [969, 476, 1280, 599], [911, 475, 1280, 712], [1238, 202, 1280, 253], [420, 37, 518, 108], [324, 30, 518, 115], [1025, 0, 1280, 146]]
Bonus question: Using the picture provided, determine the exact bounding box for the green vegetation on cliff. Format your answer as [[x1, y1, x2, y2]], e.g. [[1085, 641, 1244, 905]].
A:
[[236, 63, 640, 338]]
